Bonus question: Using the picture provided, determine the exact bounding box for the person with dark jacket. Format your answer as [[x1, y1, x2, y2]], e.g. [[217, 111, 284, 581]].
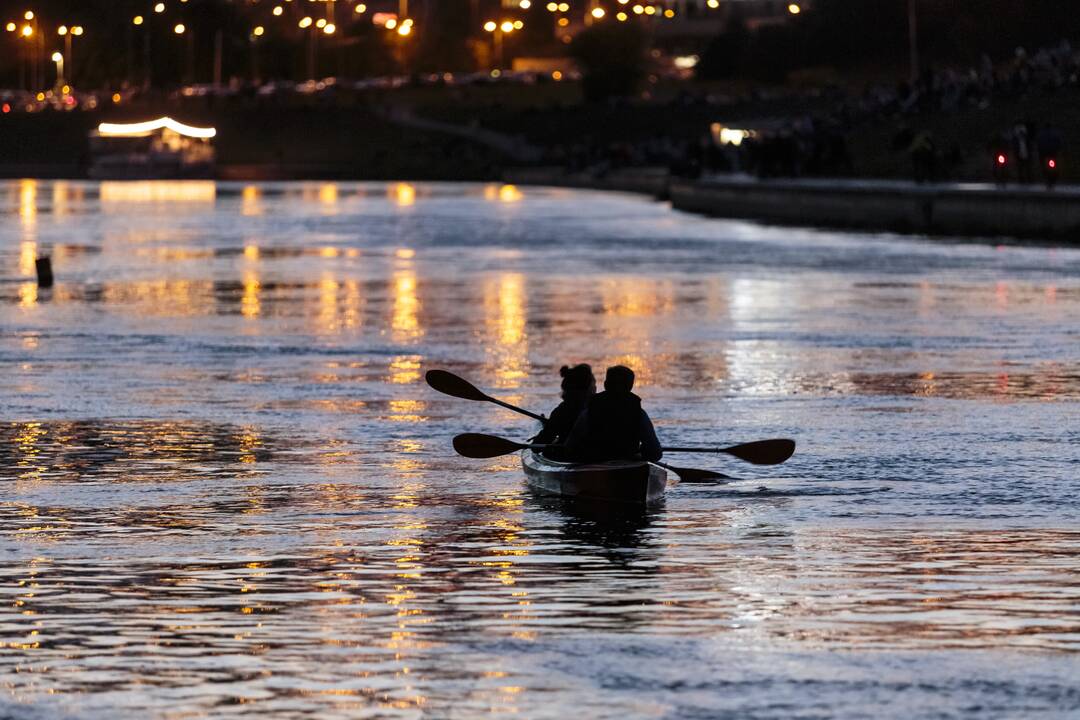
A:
[[534, 364, 595, 449], [564, 365, 662, 463]]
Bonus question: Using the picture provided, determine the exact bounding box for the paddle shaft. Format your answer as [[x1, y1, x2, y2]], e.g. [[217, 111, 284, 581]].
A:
[[486, 395, 546, 423], [665, 446, 756, 453]]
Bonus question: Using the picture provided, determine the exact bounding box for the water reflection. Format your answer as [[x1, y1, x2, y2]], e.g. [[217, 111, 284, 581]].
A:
[[1, 181, 1078, 716]]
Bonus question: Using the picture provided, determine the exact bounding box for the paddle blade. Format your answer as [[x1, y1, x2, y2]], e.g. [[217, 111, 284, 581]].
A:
[[669, 466, 731, 483], [452, 433, 528, 459], [426, 370, 491, 402], [724, 439, 796, 465]]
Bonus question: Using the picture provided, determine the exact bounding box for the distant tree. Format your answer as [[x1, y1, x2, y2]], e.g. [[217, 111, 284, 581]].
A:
[[570, 22, 649, 102], [414, 0, 475, 72], [696, 15, 750, 80]]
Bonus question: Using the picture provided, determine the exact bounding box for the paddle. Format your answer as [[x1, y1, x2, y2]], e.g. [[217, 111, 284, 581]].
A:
[[453, 433, 544, 459], [431, 369, 728, 482], [425, 369, 546, 422], [662, 439, 796, 466], [652, 461, 731, 483], [453, 432, 788, 479]]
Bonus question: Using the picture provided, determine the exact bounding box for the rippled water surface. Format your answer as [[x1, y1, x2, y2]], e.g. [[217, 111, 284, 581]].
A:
[[1, 180, 1078, 719]]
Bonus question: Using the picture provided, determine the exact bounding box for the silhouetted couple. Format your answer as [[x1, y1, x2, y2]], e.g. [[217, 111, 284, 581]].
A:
[[535, 364, 661, 463]]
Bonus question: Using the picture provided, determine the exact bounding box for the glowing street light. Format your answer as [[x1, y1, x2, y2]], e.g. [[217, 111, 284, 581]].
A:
[[133, 15, 144, 25], [484, 20, 519, 70], [591, 7, 606, 19], [21, 24, 32, 37], [24, 11, 34, 20], [323, 23, 336, 35], [51, 51, 64, 84], [174, 23, 185, 34], [299, 16, 312, 28], [154, 3, 166, 13]]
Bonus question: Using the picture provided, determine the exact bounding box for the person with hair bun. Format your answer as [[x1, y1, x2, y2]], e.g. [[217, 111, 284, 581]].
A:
[[565, 365, 662, 463], [534, 364, 596, 449]]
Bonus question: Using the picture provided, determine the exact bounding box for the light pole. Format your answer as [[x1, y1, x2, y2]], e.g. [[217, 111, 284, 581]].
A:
[[51, 51, 63, 86], [907, 0, 919, 83], [57, 25, 82, 86], [484, 20, 519, 70]]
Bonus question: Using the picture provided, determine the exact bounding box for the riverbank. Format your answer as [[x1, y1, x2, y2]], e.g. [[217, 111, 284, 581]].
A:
[[503, 167, 1080, 242]]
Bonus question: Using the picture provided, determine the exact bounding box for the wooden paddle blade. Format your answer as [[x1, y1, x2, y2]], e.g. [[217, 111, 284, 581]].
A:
[[452, 433, 528, 459], [723, 439, 796, 465], [425, 369, 491, 402], [669, 466, 732, 483]]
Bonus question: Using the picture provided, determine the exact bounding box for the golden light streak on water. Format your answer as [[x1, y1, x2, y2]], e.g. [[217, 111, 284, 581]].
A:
[[51, 181, 70, 218], [391, 270, 422, 342], [388, 356, 421, 385], [319, 183, 338, 207], [243, 244, 260, 261], [387, 399, 427, 424], [484, 273, 528, 387], [99, 181, 216, 204], [342, 279, 363, 329], [241, 185, 262, 216], [19, 242, 37, 277], [18, 283, 37, 308], [392, 182, 416, 207], [241, 270, 261, 319], [498, 184, 523, 203], [18, 179, 36, 227], [317, 272, 340, 334]]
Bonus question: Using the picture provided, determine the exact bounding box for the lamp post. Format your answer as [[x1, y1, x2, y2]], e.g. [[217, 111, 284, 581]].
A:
[[51, 51, 63, 86], [483, 20, 519, 70], [57, 25, 82, 86], [907, 0, 918, 83]]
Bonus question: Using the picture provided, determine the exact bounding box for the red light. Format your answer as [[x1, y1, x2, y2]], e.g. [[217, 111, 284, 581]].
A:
[[1048, 159, 1056, 169], [1, 103, 9, 114], [997, 154, 1007, 165]]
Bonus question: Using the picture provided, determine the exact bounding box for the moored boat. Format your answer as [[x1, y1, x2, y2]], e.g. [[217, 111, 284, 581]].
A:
[[521, 450, 668, 505]]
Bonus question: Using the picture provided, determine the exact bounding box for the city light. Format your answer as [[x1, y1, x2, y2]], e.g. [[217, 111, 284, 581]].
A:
[[500, 20, 514, 32], [154, 3, 166, 13], [98, 117, 216, 139], [51, 51, 62, 61], [174, 23, 185, 34], [21, 24, 32, 37], [253, 25, 265, 36], [58, 25, 68, 36], [273, 6, 283, 16], [133, 15, 144, 25], [483, 21, 496, 32], [324, 23, 336, 35], [299, 16, 312, 28], [72, 26, 83, 36], [6, 22, 16, 32], [591, 7, 605, 19], [24, 11, 34, 20], [354, 3, 367, 13], [788, 3, 801, 14]]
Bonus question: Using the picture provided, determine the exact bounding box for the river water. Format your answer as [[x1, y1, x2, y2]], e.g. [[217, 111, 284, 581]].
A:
[[1, 180, 1078, 719]]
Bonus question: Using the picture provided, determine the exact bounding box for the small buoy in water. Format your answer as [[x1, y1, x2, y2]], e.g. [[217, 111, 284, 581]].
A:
[[35, 256, 54, 288]]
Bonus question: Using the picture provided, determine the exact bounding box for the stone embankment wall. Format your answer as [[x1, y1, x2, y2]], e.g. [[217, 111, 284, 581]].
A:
[[504, 167, 1080, 242]]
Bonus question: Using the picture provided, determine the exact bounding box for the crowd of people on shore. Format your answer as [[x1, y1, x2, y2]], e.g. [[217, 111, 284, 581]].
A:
[[545, 38, 1077, 185]]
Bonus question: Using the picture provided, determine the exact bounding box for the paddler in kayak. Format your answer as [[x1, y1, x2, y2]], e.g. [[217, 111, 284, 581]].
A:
[[535, 364, 595, 455], [563, 365, 662, 463]]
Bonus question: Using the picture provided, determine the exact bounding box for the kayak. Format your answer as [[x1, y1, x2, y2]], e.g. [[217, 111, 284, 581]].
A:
[[520, 450, 669, 505]]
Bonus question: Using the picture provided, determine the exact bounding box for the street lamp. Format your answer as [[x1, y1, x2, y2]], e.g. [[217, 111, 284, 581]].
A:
[[57, 25, 82, 85], [484, 20, 520, 70], [51, 51, 63, 85], [908, 0, 919, 83]]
